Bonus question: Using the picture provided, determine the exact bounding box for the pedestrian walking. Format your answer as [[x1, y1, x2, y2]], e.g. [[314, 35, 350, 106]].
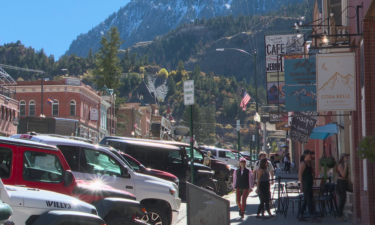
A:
[[298, 150, 321, 223], [255, 158, 276, 220], [336, 153, 353, 222], [232, 158, 254, 219], [284, 153, 291, 173], [254, 151, 275, 185]]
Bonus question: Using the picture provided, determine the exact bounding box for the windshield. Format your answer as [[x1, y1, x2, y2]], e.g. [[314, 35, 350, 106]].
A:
[[185, 147, 204, 161], [23, 151, 63, 183], [226, 151, 236, 159], [108, 149, 135, 172], [122, 154, 141, 171]]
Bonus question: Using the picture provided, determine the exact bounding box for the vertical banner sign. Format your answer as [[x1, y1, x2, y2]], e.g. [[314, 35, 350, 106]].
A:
[[267, 82, 285, 104], [265, 34, 304, 104], [316, 53, 356, 111], [284, 58, 317, 111], [290, 111, 319, 144], [265, 34, 304, 73], [184, 80, 195, 105]]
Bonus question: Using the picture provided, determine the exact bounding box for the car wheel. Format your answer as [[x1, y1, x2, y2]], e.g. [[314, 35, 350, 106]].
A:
[[196, 178, 217, 193], [141, 204, 169, 225], [215, 178, 228, 196]]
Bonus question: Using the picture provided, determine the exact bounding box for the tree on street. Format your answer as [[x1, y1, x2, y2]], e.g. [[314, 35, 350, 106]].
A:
[[93, 26, 124, 90]]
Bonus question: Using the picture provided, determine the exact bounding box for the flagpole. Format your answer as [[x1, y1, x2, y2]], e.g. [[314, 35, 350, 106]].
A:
[[41, 77, 43, 116]]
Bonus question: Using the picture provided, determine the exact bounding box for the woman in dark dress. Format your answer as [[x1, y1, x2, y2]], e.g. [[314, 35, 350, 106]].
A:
[[255, 158, 276, 220]]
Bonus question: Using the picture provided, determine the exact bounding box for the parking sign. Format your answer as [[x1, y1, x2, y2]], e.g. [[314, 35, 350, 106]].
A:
[[184, 80, 195, 105]]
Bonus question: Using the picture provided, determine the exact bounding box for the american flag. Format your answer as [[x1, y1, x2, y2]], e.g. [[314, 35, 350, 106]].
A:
[[239, 91, 251, 111]]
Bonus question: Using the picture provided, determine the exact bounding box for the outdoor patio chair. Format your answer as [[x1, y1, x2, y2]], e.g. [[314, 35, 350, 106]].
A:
[[285, 182, 303, 215]]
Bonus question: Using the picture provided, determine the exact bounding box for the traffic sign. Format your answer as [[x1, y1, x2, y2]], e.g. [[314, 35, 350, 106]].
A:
[[184, 80, 195, 105], [237, 120, 240, 131]]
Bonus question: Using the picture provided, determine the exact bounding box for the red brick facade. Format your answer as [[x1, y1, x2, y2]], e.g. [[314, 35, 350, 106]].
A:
[[14, 79, 102, 143]]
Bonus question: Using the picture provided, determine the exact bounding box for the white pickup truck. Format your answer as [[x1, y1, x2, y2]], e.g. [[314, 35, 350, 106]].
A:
[[0, 179, 105, 225]]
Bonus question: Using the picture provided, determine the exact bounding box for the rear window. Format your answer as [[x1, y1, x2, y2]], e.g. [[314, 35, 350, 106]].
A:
[[23, 151, 63, 183], [0, 148, 12, 179]]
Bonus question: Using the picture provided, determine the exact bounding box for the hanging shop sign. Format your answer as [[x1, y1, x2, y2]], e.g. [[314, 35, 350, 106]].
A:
[[285, 58, 316, 85], [265, 34, 304, 72], [266, 72, 285, 83], [269, 111, 288, 123], [284, 58, 317, 112], [316, 53, 356, 111], [267, 82, 285, 104], [285, 85, 317, 111], [290, 111, 319, 144], [275, 121, 290, 131], [90, 108, 99, 121]]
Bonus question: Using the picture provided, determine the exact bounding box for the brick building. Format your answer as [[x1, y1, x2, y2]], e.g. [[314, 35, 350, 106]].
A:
[[349, 1, 375, 224], [14, 77, 102, 143], [0, 67, 18, 136], [289, 1, 375, 224]]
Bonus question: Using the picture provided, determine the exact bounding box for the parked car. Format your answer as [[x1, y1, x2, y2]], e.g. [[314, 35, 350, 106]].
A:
[[230, 150, 255, 167], [12, 134, 181, 225], [5, 135, 148, 225], [199, 146, 251, 167], [110, 149, 179, 186], [0, 178, 106, 225], [100, 136, 233, 196], [103, 139, 217, 198]]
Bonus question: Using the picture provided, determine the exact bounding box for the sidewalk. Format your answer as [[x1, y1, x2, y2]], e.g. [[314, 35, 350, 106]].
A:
[[175, 171, 353, 225]]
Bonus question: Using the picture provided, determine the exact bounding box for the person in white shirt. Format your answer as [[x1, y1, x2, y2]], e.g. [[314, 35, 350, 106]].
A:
[[254, 151, 274, 184]]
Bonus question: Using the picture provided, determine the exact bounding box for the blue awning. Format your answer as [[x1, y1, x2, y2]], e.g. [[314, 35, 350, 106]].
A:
[[309, 123, 338, 140]]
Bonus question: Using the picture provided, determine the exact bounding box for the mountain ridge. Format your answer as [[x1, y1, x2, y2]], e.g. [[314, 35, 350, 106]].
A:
[[65, 0, 305, 57], [318, 72, 354, 92]]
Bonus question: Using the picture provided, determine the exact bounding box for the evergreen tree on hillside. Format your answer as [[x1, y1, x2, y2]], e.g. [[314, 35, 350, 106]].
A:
[[182, 104, 204, 143], [93, 26, 124, 89], [202, 106, 216, 145], [166, 76, 176, 98]]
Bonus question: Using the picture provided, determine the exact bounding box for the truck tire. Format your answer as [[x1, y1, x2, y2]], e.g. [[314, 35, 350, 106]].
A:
[[105, 216, 135, 225], [141, 204, 168, 225], [215, 178, 228, 196], [196, 178, 217, 193]]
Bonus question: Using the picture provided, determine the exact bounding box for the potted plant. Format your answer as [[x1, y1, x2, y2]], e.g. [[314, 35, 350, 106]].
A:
[[356, 136, 375, 163], [319, 156, 336, 168]]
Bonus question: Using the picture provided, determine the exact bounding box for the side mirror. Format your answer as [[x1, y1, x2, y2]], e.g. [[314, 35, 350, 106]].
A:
[[63, 170, 74, 187], [121, 167, 130, 178]]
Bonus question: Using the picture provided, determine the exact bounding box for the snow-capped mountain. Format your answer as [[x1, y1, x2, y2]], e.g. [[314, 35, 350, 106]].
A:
[[65, 0, 304, 57]]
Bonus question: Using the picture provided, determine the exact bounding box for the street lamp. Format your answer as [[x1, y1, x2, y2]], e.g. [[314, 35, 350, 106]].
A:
[[216, 48, 260, 155]]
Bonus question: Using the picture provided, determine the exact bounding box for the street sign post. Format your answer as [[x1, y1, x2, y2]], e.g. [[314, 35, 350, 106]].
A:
[[184, 80, 195, 184]]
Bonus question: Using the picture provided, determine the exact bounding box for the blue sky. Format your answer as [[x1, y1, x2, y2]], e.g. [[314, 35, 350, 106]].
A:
[[1, 0, 130, 59]]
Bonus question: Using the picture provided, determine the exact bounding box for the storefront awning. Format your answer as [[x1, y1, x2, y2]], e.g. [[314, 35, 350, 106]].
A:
[[309, 123, 338, 140]]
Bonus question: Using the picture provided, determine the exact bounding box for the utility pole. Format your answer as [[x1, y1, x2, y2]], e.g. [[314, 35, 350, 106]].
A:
[[254, 51, 260, 156], [237, 120, 240, 160]]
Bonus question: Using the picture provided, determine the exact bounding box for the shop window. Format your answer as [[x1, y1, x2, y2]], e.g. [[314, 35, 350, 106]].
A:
[[70, 100, 76, 116], [20, 100, 26, 116], [329, 0, 342, 25], [52, 100, 59, 116], [29, 100, 35, 116]]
